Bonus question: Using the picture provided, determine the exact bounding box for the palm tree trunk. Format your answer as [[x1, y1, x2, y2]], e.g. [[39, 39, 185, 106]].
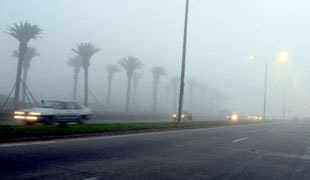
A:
[[153, 78, 158, 112], [73, 72, 78, 101], [125, 76, 132, 112], [14, 43, 27, 109], [21, 68, 28, 104], [106, 76, 112, 105], [84, 67, 89, 107], [133, 80, 137, 107]]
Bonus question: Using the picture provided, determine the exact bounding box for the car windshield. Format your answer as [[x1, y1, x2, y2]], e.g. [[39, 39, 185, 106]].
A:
[[38, 101, 64, 109]]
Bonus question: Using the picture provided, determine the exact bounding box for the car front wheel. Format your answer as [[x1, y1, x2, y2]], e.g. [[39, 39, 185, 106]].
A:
[[77, 115, 87, 124]]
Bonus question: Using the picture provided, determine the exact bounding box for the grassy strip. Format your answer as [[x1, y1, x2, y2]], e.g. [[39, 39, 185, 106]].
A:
[[0, 120, 268, 141]]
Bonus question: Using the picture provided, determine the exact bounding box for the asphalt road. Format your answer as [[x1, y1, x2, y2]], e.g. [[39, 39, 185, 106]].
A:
[[1, 120, 310, 179]]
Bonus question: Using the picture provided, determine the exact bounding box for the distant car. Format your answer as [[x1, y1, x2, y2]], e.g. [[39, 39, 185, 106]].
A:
[[248, 115, 263, 120], [172, 112, 193, 121], [225, 113, 239, 122], [13, 100, 92, 125]]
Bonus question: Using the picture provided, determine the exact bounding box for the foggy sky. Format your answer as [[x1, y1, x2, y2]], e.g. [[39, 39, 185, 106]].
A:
[[1, 0, 310, 118]]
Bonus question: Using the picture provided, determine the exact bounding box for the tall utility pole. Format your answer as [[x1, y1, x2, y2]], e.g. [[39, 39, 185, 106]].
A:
[[177, 0, 190, 123], [263, 64, 268, 120]]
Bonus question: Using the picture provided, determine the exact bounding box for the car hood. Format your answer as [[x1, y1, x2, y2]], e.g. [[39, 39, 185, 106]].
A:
[[18, 107, 55, 115]]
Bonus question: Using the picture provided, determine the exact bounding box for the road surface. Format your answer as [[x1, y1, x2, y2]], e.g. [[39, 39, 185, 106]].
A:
[[1, 120, 310, 179]]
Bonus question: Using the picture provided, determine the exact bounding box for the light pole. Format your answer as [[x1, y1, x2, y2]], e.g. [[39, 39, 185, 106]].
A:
[[250, 51, 289, 120], [177, 0, 190, 124], [263, 64, 268, 120]]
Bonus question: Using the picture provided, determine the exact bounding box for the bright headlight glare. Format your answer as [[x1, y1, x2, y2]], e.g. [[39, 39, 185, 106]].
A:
[[14, 111, 25, 115], [29, 112, 41, 116], [25, 116, 38, 121], [14, 115, 25, 120], [172, 114, 177, 118], [231, 114, 239, 121], [181, 114, 185, 118]]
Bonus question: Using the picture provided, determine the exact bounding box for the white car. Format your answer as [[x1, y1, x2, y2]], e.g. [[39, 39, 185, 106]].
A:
[[13, 100, 92, 125]]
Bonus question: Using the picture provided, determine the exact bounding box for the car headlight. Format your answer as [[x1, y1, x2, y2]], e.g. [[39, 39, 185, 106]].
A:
[[14, 115, 25, 120], [231, 114, 239, 121], [181, 114, 185, 118], [14, 111, 25, 115], [29, 112, 41, 116], [25, 116, 38, 121], [172, 114, 177, 118]]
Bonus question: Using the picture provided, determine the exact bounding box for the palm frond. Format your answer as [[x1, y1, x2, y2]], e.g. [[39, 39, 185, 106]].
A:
[[152, 65, 167, 76], [106, 64, 120, 74], [72, 42, 100, 67], [8, 21, 42, 43], [118, 56, 143, 77]]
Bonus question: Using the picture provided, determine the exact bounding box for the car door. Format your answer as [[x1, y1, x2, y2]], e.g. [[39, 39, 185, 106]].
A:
[[54, 102, 69, 121], [64, 102, 80, 120]]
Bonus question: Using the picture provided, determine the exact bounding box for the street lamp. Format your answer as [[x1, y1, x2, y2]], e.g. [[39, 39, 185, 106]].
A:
[[177, 0, 190, 124], [249, 51, 289, 120]]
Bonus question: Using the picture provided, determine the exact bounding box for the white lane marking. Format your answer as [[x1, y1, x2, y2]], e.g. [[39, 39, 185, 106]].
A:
[[232, 137, 248, 143], [0, 140, 55, 147]]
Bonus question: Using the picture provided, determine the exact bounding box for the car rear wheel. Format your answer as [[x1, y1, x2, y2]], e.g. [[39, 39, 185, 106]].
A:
[[43, 116, 55, 125]]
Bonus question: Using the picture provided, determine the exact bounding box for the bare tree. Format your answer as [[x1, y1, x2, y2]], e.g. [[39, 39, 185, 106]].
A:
[[106, 64, 119, 105], [151, 66, 167, 112], [68, 55, 82, 101], [119, 56, 142, 112], [72, 43, 100, 106], [8, 21, 41, 108]]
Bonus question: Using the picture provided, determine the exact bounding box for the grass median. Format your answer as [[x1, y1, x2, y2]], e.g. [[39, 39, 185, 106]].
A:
[[0, 120, 269, 142]]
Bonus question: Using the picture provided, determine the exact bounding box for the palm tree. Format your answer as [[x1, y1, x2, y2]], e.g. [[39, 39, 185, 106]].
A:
[[68, 55, 82, 101], [170, 77, 180, 112], [72, 43, 100, 106], [132, 72, 142, 107], [106, 64, 119, 105], [13, 47, 39, 103], [151, 66, 167, 112], [8, 21, 41, 108], [119, 56, 142, 112]]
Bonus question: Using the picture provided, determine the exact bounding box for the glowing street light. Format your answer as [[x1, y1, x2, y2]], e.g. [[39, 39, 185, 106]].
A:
[[248, 51, 290, 120], [277, 51, 289, 64], [249, 55, 256, 62]]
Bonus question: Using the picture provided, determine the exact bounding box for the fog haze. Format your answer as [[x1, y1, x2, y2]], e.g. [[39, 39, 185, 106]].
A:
[[1, 0, 310, 118]]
